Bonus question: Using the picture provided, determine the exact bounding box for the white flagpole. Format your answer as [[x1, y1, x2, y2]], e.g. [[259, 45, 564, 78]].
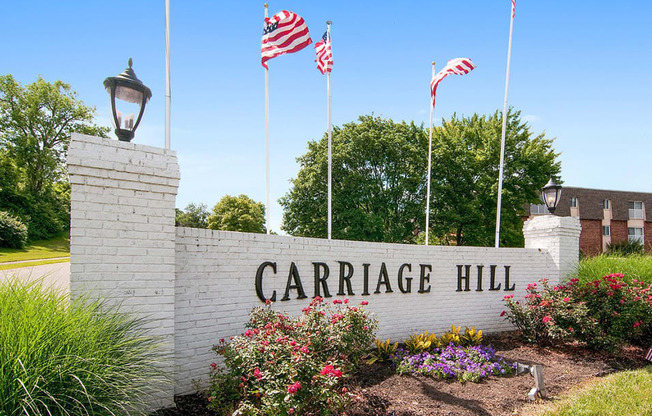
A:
[[165, 0, 171, 149], [425, 62, 435, 246], [495, 1, 515, 248], [326, 21, 332, 240], [264, 3, 271, 234]]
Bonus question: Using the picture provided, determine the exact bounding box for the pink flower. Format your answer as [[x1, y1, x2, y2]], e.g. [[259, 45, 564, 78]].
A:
[[211, 362, 217, 369], [344, 298, 349, 304], [563, 297, 570, 303], [363, 326, 369, 330], [503, 294, 514, 300], [333, 299, 343, 304], [360, 301, 369, 305], [500, 310, 506, 317], [634, 321, 642, 328], [253, 367, 263, 380], [542, 316, 552, 324], [244, 330, 254, 337], [287, 381, 302, 394], [302, 307, 311, 314], [331, 313, 344, 324], [320, 364, 343, 378], [300, 346, 309, 354]]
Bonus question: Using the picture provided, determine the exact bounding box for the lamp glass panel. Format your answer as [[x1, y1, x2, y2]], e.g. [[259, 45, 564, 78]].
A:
[[115, 85, 144, 104], [113, 93, 142, 132]]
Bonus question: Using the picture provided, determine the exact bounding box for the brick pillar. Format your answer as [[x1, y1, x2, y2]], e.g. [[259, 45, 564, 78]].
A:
[[67, 133, 179, 407], [523, 215, 581, 283]]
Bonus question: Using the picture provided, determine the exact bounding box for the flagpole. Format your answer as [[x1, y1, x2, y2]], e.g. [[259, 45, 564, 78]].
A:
[[495, 1, 515, 248], [165, 0, 171, 149], [264, 3, 271, 234], [326, 21, 332, 240], [425, 62, 435, 246]]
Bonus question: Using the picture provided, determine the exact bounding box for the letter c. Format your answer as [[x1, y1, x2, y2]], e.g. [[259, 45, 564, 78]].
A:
[[255, 261, 277, 302]]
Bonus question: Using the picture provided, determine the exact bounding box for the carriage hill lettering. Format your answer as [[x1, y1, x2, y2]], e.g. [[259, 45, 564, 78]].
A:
[[255, 261, 516, 302]]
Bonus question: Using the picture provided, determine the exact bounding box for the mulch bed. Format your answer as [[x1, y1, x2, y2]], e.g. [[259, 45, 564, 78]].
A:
[[152, 332, 650, 416]]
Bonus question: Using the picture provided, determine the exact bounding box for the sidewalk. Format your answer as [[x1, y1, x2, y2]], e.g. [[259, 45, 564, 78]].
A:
[[0, 262, 70, 292], [0, 256, 70, 266]]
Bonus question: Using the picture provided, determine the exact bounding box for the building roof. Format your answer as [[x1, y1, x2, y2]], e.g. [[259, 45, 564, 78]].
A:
[[551, 187, 652, 221]]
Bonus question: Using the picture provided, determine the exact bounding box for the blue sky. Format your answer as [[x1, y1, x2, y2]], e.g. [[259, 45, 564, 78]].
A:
[[2, 1, 651, 233]]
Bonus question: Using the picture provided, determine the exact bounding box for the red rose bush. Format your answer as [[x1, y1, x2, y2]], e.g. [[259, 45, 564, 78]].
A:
[[207, 297, 377, 415]]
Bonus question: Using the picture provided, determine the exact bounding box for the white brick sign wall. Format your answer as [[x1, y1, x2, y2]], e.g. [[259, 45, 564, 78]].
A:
[[68, 134, 580, 402]]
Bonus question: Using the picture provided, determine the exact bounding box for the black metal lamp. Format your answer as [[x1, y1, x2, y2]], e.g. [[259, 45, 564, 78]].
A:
[[541, 177, 562, 215], [103, 58, 152, 142]]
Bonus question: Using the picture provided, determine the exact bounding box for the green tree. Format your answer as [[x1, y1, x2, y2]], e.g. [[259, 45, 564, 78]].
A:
[[0, 75, 108, 239], [280, 111, 559, 246], [0, 75, 108, 196], [208, 195, 266, 233], [280, 115, 427, 242], [175, 203, 210, 228], [429, 109, 560, 247]]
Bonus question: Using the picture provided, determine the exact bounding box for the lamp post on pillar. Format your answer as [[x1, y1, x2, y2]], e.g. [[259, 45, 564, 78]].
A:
[[103, 58, 152, 142], [524, 178, 580, 284], [541, 178, 562, 215]]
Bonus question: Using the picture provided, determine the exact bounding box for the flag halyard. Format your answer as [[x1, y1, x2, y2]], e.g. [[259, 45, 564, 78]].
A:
[[261, 10, 312, 69]]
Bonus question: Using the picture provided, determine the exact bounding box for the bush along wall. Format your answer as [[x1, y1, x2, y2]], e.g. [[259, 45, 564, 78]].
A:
[[502, 274, 652, 350], [207, 298, 377, 416]]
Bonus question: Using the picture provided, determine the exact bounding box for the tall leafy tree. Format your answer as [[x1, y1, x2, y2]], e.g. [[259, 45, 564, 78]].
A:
[[208, 195, 266, 233], [280, 111, 560, 246], [0, 75, 108, 196], [0, 75, 108, 239], [280, 115, 427, 242], [175, 203, 210, 228], [429, 109, 560, 247]]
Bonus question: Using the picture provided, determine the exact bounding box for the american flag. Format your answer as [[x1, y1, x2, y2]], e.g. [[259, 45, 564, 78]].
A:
[[261, 10, 312, 69], [512, 0, 516, 18], [314, 31, 333, 74], [430, 57, 476, 107], [646, 345, 652, 362]]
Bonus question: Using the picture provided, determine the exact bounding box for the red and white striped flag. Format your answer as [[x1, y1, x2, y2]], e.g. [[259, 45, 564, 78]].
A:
[[511, 0, 516, 18], [314, 31, 333, 74], [261, 10, 312, 69], [646, 345, 652, 362], [430, 57, 476, 107]]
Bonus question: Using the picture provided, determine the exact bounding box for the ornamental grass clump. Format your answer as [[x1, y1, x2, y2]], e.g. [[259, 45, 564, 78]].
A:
[[0, 278, 168, 416], [393, 343, 515, 383], [208, 297, 377, 416]]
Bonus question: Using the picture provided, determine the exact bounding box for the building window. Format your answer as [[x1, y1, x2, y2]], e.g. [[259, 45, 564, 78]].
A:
[[570, 197, 577, 208], [629, 201, 644, 219], [602, 226, 610, 236], [628, 227, 644, 243], [530, 204, 549, 215], [602, 199, 610, 210]]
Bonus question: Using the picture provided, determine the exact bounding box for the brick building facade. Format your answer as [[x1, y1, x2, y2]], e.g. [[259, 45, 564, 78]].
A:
[[528, 187, 652, 256]]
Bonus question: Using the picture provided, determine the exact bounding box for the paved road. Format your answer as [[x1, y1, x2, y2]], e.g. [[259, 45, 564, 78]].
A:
[[0, 262, 70, 292]]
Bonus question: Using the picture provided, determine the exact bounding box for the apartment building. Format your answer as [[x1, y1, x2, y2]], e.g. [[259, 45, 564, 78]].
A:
[[528, 187, 652, 256]]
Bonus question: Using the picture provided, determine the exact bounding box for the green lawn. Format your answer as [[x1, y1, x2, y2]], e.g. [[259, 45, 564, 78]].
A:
[[0, 234, 70, 263], [536, 367, 652, 416]]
